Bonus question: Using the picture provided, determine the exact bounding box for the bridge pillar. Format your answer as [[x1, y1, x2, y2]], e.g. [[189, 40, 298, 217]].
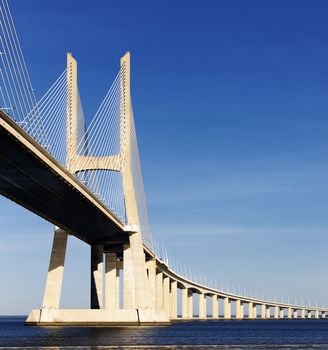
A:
[[266, 305, 271, 319], [42, 227, 68, 309], [116, 264, 120, 309], [170, 280, 178, 319], [126, 233, 152, 310], [254, 304, 258, 318], [248, 302, 254, 319], [155, 271, 163, 310], [182, 287, 188, 319], [279, 307, 284, 319], [163, 275, 170, 317], [212, 295, 219, 319], [146, 259, 156, 309], [315, 310, 319, 319], [187, 289, 193, 319], [261, 304, 266, 319], [293, 309, 298, 319], [307, 310, 312, 318], [123, 243, 135, 309], [236, 299, 243, 319], [199, 293, 206, 319], [105, 252, 117, 310], [301, 309, 305, 319], [91, 244, 104, 309], [224, 297, 231, 319], [287, 307, 292, 319], [274, 306, 279, 319]]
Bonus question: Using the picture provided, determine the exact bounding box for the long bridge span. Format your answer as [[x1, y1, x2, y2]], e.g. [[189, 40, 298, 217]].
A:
[[0, 0, 326, 325]]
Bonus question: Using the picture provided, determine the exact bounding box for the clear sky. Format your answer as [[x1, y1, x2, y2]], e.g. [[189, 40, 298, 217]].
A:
[[0, 0, 327, 314]]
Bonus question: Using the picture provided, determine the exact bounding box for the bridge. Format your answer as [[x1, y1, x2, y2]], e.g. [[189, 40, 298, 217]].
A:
[[0, 0, 326, 325]]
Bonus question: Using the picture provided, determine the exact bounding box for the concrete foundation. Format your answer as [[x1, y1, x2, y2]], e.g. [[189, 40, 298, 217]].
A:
[[26, 308, 170, 326]]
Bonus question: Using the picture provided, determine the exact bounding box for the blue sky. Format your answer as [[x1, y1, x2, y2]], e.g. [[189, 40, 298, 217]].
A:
[[0, 0, 328, 314]]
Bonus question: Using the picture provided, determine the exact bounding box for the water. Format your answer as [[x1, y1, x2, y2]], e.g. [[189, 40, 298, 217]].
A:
[[1, 316, 328, 349]]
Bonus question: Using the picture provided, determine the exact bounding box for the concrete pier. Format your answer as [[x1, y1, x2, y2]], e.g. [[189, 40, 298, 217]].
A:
[[236, 299, 243, 319], [105, 252, 117, 310], [170, 280, 177, 319], [182, 288, 188, 319], [224, 297, 231, 319], [163, 276, 170, 317], [199, 294, 206, 319], [91, 244, 103, 309], [42, 228, 68, 309], [155, 272, 163, 310], [274, 306, 279, 319], [188, 289, 193, 318], [212, 295, 219, 319]]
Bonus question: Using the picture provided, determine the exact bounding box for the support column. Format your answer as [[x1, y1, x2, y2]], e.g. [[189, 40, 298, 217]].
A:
[[322, 312, 326, 319], [307, 310, 312, 318], [163, 275, 170, 317], [146, 259, 156, 309], [279, 307, 284, 319], [105, 252, 116, 310], [287, 307, 292, 319], [266, 305, 271, 319], [188, 289, 193, 319], [115, 266, 120, 309], [224, 297, 231, 319], [155, 271, 163, 310], [274, 306, 279, 319], [182, 288, 188, 319], [261, 304, 266, 319], [123, 244, 135, 309], [315, 310, 319, 319], [252, 303, 257, 319], [199, 293, 206, 319], [42, 228, 68, 309], [248, 302, 254, 319], [236, 299, 243, 319], [170, 280, 178, 320], [293, 309, 298, 319], [301, 309, 306, 319], [91, 244, 103, 309], [212, 295, 219, 319]]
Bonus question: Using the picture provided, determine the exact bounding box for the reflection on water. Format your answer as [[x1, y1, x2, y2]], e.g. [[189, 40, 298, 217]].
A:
[[0, 316, 328, 349]]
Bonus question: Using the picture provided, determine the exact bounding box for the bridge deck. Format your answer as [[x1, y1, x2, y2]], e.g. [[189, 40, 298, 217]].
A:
[[0, 111, 128, 245]]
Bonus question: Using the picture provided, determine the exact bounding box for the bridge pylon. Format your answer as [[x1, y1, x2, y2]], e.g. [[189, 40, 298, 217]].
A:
[[27, 52, 168, 325]]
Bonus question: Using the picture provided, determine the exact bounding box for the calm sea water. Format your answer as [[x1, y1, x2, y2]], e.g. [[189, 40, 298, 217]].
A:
[[1, 316, 328, 349]]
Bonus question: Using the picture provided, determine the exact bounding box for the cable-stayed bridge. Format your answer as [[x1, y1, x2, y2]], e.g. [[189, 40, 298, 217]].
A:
[[0, 1, 326, 325]]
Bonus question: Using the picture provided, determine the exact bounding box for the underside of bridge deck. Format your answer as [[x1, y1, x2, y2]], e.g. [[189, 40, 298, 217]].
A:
[[0, 111, 128, 245]]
